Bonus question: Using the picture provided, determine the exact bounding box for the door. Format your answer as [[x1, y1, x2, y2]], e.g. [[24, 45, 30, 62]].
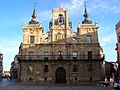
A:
[[55, 67, 66, 83]]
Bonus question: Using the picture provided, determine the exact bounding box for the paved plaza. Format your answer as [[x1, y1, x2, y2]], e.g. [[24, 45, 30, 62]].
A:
[[0, 78, 111, 90]]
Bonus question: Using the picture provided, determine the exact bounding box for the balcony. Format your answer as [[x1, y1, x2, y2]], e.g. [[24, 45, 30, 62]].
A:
[[18, 54, 104, 61]]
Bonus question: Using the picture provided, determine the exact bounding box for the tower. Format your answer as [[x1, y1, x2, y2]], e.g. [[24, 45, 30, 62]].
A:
[[22, 4, 43, 46], [49, 7, 72, 42], [77, 3, 99, 44]]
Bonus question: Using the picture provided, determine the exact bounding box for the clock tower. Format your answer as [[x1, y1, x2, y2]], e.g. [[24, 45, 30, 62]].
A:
[[49, 7, 72, 42]]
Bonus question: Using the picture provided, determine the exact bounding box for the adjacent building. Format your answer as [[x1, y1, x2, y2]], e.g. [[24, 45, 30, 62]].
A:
[[0, 53, 3, 81], [10, 55, 18, 78], [17, 5, 105, 83], [105, 61, 118, 79], [115, 21, 120, 78]]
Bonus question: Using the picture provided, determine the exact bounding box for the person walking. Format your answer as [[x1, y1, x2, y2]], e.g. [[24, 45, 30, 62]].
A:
[[9, 75, 12, 82], [6, 75, 10, 82], [114, 81, 120, 90], [108, 76, 114, 90]]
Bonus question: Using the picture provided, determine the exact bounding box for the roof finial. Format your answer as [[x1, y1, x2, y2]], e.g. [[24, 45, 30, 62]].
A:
[[82, 1, 92, 24], [29, 0, 39, 24]]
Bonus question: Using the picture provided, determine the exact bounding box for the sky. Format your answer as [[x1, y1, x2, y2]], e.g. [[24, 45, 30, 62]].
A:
[[0, 0, 120, 71]]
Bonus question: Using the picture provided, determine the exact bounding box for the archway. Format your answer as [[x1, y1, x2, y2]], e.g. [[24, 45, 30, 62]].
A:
[[55, 67, 66, 83]]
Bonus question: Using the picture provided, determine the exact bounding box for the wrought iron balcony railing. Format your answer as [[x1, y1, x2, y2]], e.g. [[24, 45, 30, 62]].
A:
[[18, 54, 104, 61]]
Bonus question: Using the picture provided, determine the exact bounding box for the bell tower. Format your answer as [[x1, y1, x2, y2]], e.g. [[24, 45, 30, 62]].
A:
[[49, 7, 72, 42], [22, 1, 43, 47]]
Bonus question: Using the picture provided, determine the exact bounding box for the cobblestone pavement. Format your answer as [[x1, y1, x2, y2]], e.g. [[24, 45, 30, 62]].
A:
[[0, 79, 111, 90]]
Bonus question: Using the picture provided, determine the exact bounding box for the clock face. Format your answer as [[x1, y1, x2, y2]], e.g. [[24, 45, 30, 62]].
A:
[[58, 16, 64, 25]]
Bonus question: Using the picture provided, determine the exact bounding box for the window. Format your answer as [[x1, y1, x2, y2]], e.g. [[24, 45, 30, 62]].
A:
[[117, 52, 119, 60], [88, 51, 92, 59], [44, 65, 48, 72], [119, 36, 120, 43], [72, 51, 77, 60], [58, 51, 63, 60], [88, 64, 93, 72], [44, 77, 47, 81], [86, 35, 91, 43], [73, 65, 77, 72], [30, 36, 35, 44], [28, 51, 34, 60], [44, 52, 49, 60], [75, 77, 77, 81]]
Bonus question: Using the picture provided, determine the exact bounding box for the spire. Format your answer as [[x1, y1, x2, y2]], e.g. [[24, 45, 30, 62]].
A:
[[82, 2, 92, 24], [29, 0, 39, 24]]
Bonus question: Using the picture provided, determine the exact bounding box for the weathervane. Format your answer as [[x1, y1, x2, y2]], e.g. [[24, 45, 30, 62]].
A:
[[34, 0, 36, 8], [84, 1, 87, 7]]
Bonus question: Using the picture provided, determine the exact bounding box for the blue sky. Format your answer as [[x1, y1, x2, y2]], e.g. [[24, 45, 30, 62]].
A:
[[0, 0, 120, 71]]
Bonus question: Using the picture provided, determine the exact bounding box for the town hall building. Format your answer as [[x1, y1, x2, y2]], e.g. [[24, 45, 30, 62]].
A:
[[17, 5, 105, 83]]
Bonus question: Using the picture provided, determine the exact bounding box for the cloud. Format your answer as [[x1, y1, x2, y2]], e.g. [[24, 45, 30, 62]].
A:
[[105, 49, 117, 61], [89, 0, 120, 13], [37, 11, 52, 21], [36, 0, 85, 21], [100, 33, 116, 46], [0, 38, 21, 70], [111, 6, 120, 13], [0, 38, 21, 54], [60, 0, 85, 15]]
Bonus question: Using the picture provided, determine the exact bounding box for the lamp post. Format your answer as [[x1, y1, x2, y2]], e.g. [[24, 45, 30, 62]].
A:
[[0, 53, 3, 82]]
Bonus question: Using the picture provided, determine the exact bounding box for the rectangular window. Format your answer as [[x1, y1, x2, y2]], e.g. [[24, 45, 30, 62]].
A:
[[88, 51, 92, 59], [44, 77, 47, 81], [73, 65, 77, 72], [86, 35, 91, 43], [117, 52, 119, 60], [44, 65, 48, 72], [119, 36, 120, 42], [44, 52, 49, 60], [88, 64, 93, 72], [30, 36, 35, 44], [72, 51, 77, 60], [28, 51, 34, 60]]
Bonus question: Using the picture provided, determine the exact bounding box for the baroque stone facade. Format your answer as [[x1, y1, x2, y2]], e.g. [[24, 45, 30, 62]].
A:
[[18, 6, 105, 83]]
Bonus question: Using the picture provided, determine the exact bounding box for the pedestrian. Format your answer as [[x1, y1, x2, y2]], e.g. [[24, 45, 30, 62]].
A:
[[9, 75, 12, 82], [114, 81, 120, 90], [109, 76, 114, 86], [104, 77, 109, 87], [6, 75, 10, 82]]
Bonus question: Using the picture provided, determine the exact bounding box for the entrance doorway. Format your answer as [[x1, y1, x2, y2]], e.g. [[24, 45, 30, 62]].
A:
[[55, 67, 66, 83]]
